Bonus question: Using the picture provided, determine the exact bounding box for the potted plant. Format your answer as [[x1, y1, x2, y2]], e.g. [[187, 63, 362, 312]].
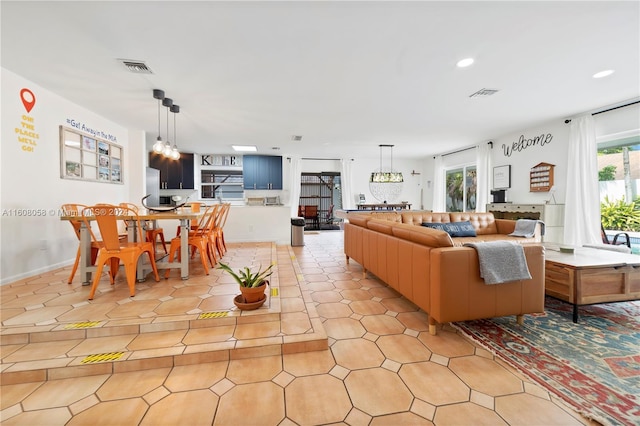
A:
[[218, 262, 274, 310]]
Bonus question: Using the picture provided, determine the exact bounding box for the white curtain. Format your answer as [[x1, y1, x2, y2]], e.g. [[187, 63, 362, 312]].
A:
[[432, 155, 445, 211], [564, 115, 601, 245], [475, 143, 492, 212], [289, 157, 302, 218], [341, 159, 354, 210]]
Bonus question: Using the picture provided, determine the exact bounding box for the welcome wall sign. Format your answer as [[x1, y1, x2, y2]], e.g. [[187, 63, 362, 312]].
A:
[[502, 133, 553, 157]]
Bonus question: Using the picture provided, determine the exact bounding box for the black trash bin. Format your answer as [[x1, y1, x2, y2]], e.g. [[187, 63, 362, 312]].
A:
[[291, 217, 305, 246]]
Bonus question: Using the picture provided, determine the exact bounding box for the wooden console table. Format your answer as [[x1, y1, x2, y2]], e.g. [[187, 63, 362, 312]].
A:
[[356, 203, 411, 210], [543, 243, 640, 322]]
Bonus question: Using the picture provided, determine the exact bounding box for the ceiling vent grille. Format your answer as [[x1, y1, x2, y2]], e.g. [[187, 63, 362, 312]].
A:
[[118, 59, 153, 74], [469, 88, 499, 98], [291, 135, 303, 141]]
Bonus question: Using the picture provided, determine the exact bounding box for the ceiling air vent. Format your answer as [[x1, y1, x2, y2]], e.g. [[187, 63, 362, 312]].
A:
[[291, 135, 303, 141], [118, 59, 153, 74], [469, 88, 499, 98]]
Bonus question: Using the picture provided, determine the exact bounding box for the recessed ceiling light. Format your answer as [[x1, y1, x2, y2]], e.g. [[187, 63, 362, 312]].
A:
[[232, 145, 257, 152], [593, 69, 614, 78], [456, 58, 474, 68]]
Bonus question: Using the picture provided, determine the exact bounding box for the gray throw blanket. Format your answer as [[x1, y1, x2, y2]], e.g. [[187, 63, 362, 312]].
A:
[[464, 241, 532, 284], [509, 219, 545, 238]]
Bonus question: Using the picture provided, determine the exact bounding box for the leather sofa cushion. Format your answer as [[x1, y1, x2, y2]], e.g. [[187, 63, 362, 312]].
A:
[[401, 212, 451, 226], [449, 212, 498, 235], [370, 212, 402, 222], [391, 222, 454, 248]]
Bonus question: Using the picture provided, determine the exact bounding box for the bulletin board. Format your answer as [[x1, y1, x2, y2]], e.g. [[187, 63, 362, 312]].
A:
[[59, 126, 123, 184]]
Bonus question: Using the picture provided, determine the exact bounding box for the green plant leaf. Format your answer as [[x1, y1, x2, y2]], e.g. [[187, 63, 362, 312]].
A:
[[218, 262, 275, 288]]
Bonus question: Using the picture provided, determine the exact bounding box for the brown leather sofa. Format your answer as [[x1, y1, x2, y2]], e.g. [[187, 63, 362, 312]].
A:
[[344, 211, 545, 334]]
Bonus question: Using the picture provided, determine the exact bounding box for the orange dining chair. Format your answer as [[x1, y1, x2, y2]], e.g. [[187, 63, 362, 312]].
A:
[[175, 203, 205, 238], [119, 202, 167, 255], [212, 203, 230, 258], [303, 205, 319, 229], [187, 204, 221, 267], [61, 203, 111, 285], [166, 205, 217, 277], [83, 204, 160, 299], [203, 204, 224, 266]]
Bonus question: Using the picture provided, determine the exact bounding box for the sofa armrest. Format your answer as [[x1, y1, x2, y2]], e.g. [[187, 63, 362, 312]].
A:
[[347, 215, 371, 228], [495, 219, 544, 241], [494, 219, 516, 234], [428, 244, 545, 325]]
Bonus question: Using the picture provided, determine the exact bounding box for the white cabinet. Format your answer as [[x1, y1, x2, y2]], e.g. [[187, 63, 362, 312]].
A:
[[487, 203, 565, 243]]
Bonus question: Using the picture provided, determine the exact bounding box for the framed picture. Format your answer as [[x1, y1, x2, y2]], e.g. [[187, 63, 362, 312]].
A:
[[83, 136, 96, 151], [65, 161, 81, 177], [493, 165, 511, 189], [98, 141, 109, 155]]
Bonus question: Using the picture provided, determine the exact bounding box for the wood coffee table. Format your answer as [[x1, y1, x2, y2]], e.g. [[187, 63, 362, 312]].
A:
[[543, 243, 640, 322]]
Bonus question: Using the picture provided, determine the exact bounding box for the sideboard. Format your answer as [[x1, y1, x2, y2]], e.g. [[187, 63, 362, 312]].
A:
[[486, 203, 565, 243]]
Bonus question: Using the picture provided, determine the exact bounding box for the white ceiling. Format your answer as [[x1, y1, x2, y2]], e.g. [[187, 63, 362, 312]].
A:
[[2, 1, 639, 159]]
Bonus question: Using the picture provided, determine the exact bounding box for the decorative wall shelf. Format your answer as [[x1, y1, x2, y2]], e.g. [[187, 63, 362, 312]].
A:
[[530, 162, 554, 192]]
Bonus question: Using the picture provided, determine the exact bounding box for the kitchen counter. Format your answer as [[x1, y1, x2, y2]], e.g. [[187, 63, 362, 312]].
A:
[[224, 205, 291, 244]]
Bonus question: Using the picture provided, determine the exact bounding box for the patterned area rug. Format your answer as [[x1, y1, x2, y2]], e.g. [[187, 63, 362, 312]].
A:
[[453, 297, 640, 426]]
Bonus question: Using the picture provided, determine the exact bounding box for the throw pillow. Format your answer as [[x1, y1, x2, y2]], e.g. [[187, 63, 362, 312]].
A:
[[421, 221, 477, 237]]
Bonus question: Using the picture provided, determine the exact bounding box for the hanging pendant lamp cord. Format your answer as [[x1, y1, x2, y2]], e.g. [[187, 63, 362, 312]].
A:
[[158, 100, 161, 137]]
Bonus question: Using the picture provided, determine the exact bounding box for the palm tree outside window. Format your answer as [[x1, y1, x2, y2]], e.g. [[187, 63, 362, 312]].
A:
[[446, 165, 477, 212]]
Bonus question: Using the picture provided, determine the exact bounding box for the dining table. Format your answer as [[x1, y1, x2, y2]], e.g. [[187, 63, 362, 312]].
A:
[[61, 209, 203, 285]]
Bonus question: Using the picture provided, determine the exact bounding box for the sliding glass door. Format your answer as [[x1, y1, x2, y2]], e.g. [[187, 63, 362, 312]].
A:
[[445, 165, 476, 212]]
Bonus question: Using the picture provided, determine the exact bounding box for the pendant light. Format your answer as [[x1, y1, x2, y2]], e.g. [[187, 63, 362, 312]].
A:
[[170, 104, 180, 160], [369, 144, 404, 203], [152, 89, 165, 153], [162, 98, 173, 157]]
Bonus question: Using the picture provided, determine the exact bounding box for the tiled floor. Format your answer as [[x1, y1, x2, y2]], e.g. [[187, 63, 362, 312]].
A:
[[0, 231, 597, 425]]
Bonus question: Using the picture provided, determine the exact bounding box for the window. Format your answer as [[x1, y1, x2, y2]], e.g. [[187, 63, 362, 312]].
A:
[[445, 165, 476, 212], [201, 169, 244, 200], [597, 139, 640, 203]]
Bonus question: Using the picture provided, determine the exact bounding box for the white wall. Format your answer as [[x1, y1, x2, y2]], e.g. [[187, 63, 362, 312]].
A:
[[421, 120, 570, 211], [490, 120, 569, 205], [352, 157, 424, 208], [0, 69, 141, 284]]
